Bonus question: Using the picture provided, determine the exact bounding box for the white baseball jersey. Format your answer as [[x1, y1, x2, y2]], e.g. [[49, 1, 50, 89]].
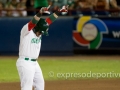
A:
[[17, 20, 44, 90], [16, 13, 58, 90], [19, 21, 42, 59]]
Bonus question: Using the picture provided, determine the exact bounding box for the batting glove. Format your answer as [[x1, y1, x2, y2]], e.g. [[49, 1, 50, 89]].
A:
[[40, 5, 51, 14], [58, 5, 69, 12]]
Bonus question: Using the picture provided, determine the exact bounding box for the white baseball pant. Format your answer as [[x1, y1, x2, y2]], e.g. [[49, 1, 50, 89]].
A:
[[16, 57, 44, 90]]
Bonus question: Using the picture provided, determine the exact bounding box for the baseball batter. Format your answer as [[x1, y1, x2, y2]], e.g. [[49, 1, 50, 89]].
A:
[[16, 5, 68, 90]]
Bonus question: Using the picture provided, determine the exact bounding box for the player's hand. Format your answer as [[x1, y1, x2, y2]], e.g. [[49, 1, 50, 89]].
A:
[[58, 5, 69, 12], [40, 5, 51, 14]]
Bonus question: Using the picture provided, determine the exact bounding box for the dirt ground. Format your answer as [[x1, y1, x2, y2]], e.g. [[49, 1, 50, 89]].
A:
[[0, 79, 120, 90], [0, 55, 120, 90]]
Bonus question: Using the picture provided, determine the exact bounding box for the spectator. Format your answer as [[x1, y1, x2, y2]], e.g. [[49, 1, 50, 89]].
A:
[[79, 0, 93, 9], [67, 0, 74, 6], [109, 0, 120, 9], [26, 0, 34, 16], [68, 0, 81, 15], [93, 0, 109, 16], [0, 2, 7, 17], [78, 0, 95, 15], [87, 0, 98, 8], [49, 0, 64, 15], [67, 0, 94, 15], [0, 0, 20, 4], [7, 0, 21, 17], [17, 0, 27, 17], [0, 0, 8, 4], [107, 0, 120, 16], [94, 0, 107, 9], [63, 0, 68, 5], [34, 0, 49, 13]]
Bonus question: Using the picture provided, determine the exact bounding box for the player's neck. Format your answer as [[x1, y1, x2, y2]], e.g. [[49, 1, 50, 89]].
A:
[[35, 32, 41, 37]]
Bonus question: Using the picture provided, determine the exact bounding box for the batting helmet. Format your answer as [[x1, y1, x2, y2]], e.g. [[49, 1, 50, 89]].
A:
[[33, 18, 49, 35]]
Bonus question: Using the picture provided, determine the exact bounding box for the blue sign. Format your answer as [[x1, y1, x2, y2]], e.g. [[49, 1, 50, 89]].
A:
[[73, 16, 120, 49]]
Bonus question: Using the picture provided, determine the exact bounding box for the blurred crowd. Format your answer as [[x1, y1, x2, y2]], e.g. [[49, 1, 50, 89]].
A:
[[0, 0, 120, 17]]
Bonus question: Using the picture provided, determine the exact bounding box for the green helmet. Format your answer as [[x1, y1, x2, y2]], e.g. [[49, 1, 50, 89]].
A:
[[33, 18, 49, 36]]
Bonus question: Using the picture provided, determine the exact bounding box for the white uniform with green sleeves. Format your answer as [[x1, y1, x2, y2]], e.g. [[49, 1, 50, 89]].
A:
[[16, 18, 44, 90], [16, 13, 58, 90]]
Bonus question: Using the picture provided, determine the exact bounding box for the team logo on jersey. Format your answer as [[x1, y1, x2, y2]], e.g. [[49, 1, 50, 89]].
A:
[[73, 16, 108, 49], [31, 37, 41, 44]]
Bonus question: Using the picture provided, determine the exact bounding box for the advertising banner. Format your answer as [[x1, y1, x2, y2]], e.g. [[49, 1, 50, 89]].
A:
[[73, 16, 120, 50]]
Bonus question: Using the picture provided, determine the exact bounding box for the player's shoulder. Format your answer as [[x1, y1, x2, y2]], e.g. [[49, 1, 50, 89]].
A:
[[21, 23, 29, 30]]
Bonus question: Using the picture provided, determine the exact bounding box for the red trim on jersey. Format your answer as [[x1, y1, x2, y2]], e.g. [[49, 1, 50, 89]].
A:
[[46, 18, 52, 25], [28, 21, 36, 31]]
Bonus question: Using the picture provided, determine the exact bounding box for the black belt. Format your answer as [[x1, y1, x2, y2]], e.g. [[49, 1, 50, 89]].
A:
[[25, 58, 37, 61]]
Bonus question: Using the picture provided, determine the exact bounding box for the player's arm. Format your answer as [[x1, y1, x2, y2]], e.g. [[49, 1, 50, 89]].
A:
[[20, 10, 42, 37], [28, 12, 42, 31], [28, 6, 51, 31], [21, 6, 50, 37], [46, 5, 68, 25]]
